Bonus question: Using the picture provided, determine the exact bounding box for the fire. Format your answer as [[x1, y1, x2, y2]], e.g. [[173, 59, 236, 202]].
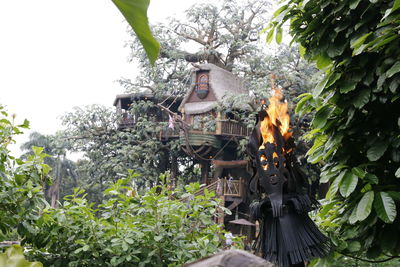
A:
[[259, 88, 292, 149]]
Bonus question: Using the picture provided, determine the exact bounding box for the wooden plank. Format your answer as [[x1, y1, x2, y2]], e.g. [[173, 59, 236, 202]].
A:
[[211, 159, 247, 168]]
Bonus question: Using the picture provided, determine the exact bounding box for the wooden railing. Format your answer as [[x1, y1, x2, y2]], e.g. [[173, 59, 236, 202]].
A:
[[188, 178, 245, 199], [220, 120, 250, 137], [118, 118, 135, 129], [117, 117, 180, 139], [194, 180, 220, 197], [224, 179, 244, 197]]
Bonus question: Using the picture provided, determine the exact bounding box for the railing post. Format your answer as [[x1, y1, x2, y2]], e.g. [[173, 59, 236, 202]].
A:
[[216, 112, 222, 135]]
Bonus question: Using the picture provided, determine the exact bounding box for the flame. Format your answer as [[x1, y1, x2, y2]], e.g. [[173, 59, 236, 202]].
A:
[[259, 87, 292, 149]]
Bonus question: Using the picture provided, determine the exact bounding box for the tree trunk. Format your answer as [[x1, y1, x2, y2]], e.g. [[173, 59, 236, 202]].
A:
[[49, 156, 62, 208], [170, 153, 178, 189]]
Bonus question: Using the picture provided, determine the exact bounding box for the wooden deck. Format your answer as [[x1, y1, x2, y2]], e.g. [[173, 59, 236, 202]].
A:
[[118, 118, 250, 139]]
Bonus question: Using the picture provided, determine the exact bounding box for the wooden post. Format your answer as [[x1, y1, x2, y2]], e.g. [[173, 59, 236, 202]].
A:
[[216, 111, 222, 135], [200, 161, 210, 185]]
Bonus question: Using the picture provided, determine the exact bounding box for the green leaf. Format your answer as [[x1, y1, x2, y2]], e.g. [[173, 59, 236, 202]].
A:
[[349, 0, 361, 9], [32, 146, 44, 155], [154, 235, 163, 241], [349, 206, 358, 224], [316, 53, 332, 69], [326, 72, 341, 88], [295, 94, 313, 114], [122, 242, 129, 251], [313, 75, 329, 97], [365, 173, 379, 184], [266, 28, 275, 43], [299, 45, 306, 58], [340, 171, 358, 197], [312, 105, 331, 129], [370, 35, 399, 51], [388, 191, 400, 201], [396, 167, 400, 178], [125, 237, 134, 244], [352, 167, 366, 178], [367, 141, 389, 161], [392, 0, 400, 13], [356, 191, 374, 222], [386, 62, 400, 78], [350, 32, 372, 49], [374, 192, 397, 223], [339, 81, 357, 93], [352, 88, 371, 108], [272, 5, 288, 18], [347, 241, 361, 252], [112, 0, 160, 65], [275, 27, 283, 44], [326, 171, 346, 199]]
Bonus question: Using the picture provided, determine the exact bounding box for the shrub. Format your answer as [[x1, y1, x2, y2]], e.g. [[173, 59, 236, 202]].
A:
[[26, 178, 230, 266]]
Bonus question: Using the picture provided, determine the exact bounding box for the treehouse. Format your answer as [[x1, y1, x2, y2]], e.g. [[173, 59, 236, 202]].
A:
[[179, 64, 251, 182], [178, 64, 255, 240], [113, 65, 255, 241], [113, 90, 181, 140]]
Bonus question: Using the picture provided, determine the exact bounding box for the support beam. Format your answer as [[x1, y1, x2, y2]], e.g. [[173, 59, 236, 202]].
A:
[[211, 159, 248, 168]]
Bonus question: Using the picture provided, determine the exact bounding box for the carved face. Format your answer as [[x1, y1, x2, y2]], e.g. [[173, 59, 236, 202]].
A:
[[258, 142, 289, 194]]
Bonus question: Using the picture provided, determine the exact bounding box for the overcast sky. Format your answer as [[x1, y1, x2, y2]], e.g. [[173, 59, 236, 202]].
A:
[[0, 0, 198, 155]]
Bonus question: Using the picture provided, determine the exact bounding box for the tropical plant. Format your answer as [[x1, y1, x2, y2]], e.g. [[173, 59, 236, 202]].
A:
[[267, 0, 400, 263], [112, 0, 159, 65], [20, 131, 78, 207], [25, 175, 231, 266], [0, 105, 50, 241]]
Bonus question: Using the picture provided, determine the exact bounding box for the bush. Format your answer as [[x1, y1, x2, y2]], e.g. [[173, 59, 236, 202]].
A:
[[0, 105, 50, 241], [26, 177, 230, 266]]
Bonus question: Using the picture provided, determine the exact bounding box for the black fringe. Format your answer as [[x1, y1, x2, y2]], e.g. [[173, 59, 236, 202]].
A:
[[251, 195, 332, 267]]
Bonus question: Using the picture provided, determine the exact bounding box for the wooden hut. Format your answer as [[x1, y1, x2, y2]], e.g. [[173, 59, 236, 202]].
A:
[[178, 64, 251, 182], [113, 90, 181, 138]]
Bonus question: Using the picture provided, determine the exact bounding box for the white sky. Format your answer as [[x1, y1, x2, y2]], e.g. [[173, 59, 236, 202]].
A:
[[0, 0, 198, 155]]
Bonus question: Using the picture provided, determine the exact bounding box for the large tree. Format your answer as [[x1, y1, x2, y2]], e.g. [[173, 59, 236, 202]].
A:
[[59, 0, 320, 201], [122, 0, 317, 101], [268, 0, 400, 263], [60, 104, 194, 199]]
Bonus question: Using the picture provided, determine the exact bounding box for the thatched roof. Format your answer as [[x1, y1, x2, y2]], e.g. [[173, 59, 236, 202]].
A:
[[113, 90, 154, 107], [179, 64, 249, 115]]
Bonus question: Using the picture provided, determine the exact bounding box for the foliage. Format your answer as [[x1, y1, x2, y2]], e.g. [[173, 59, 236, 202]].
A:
[[20, 131, 77, 206], [60, 104, 188, 201], [25, 176, 230, 266], [112, 0, 159, 65], [0, 105, 50, 241], [0, 245, 42, 267], [122, 0, 317, 99], [310, 252, 400, 267], [268, 0, 400, 262]]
